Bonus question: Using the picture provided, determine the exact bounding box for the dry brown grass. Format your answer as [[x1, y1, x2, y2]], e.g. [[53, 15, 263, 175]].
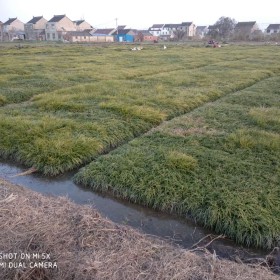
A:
[[0, 178, 278, 280]]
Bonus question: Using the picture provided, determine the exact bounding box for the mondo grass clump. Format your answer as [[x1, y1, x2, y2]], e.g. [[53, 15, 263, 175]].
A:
[[75, 76, 280, 249], [0, 95, 6, 106]]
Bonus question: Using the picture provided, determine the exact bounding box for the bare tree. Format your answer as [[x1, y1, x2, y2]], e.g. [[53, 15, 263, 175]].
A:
[[210, 17, 237, 40], [173, 30, 187, 41]]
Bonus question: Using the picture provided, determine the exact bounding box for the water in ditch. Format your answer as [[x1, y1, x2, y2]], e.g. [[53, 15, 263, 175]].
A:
[[0, 160, 273, 264]]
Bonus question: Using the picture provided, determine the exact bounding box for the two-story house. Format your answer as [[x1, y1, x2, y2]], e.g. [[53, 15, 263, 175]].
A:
[[24, 16, 48, 40], [181, 22, 196, 37], [266, 24, 280, 35], [234, 21, 259, 39], [162, 24, 181, 39], [2, 18, 25, 41], [149, 24, 165, 37], [45, 15, 76, 41], [196, 26, 209, 38]]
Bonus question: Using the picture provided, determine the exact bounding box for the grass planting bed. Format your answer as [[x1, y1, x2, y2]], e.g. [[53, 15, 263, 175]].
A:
[[75, 76, 280, 249], [1, 43, 280, 249], [1, 44, 280, 175]]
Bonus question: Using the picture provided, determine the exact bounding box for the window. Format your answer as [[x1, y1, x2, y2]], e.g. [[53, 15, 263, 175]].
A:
[[52, 33, 56, 39], [47, 33, 50, 39]]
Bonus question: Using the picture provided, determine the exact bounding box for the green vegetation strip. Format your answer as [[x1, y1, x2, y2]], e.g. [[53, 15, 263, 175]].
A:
[[75, 76, 280, 249]]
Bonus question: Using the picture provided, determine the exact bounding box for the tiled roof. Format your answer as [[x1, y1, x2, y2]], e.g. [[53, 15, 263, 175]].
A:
[[92, 29, 115, 35], [138, 30, 153, 36], [235, 21, 256, 28], [151, 24, 164, 28], [196, 26, 207, 29], [112, 29, 136, 35], [181, 22, 193, 26], [73, 20, 84, 25], [164, 24, 180, 28], [117, 25, 126, 30], [4, 18, 17, 25], [267, 24, 280, 29], [27, 16, 43, 24], [48, 15, 66, 23]]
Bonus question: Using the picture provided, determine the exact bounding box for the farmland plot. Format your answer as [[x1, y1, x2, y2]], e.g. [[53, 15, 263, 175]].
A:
[[1, 44, 279, 176], [0, 44, 280, 248], [75, 75, 280, 249]]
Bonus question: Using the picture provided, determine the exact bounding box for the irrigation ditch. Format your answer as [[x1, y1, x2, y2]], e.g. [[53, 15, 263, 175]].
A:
[[1, 159, 278, 273]]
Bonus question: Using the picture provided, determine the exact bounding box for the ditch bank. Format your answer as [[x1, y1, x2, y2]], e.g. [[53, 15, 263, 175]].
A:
[[1, 176, 279, 279], [1, 160, 279, 274]]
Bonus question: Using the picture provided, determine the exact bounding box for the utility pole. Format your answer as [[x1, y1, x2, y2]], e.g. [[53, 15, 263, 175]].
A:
[[115, 18, 118, 35]]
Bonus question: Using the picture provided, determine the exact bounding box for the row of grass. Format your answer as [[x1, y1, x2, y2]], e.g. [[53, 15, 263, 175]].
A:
[[1, 43, 280, 105], [74, 76, 280, 249], [1, 45, 279, 175]]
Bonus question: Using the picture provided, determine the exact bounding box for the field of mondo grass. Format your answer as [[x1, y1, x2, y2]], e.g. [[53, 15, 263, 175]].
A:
[[1, 43, 280, 248], [1, 44, 280, 176], [75, 76, 280, 249]]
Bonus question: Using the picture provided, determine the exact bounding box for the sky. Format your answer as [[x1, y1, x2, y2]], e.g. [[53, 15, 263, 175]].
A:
[[0, 0, 279, 30]]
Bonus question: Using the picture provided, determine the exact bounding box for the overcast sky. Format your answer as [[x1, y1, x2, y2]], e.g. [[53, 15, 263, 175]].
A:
[[0, 0, 279, 29]]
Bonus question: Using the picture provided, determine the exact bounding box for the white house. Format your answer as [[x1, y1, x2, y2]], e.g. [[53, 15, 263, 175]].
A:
[[266, 24, 280, 34]]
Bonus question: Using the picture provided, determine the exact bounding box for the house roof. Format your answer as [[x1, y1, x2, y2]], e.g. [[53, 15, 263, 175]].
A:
[[92, 28, 115, 35], [235, 21, 256, 28], [181, 22, 193, 26], [112, 29, 136, 35], [117, 25, 126, 30], [196, 26, 208, 31], [197, 26, 207, 29], [4, 18, 17, 25], [48, 15, 66, 23], [164, 24, 181, 28], [73, 20, 84, 25], [266, 24, 280, 30], [27, 16, 44, 24], [137, 30, 153, 36], [151, 24, 164, 28]]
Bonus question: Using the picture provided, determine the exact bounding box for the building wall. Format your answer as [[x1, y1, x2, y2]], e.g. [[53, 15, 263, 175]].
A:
[[0, 23, 3, 41], [2, 19, 25, 41], [25, 18, 47, 40], [116, 34, 134, 42], [90, 35, 114, 42], [69, 35, 114, 43], [46, 17, 76, 41], [76, 21, 92, 31], [187, 24, 196, 37], [35, 18, 48, 30], [57, 17, 76, 32]]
